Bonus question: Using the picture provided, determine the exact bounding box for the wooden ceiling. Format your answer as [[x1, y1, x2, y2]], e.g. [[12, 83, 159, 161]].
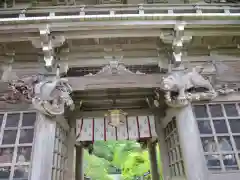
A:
[[72, 87, 166, 111]]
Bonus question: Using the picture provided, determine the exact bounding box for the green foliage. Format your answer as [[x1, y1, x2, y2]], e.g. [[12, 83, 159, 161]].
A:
[[84, 141, 162, 180], [111, 141, 142, 168], [92, 141, 116, 161], [121, 151, 150, 180], [84, 149, 113, 180]]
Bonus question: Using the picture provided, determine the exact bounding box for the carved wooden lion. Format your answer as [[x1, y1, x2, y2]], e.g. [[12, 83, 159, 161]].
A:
[[161, 67, 215, 100], [32, 78, 74, 117]]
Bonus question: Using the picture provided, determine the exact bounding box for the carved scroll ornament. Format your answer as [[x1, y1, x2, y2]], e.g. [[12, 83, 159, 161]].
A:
[[1, 74, 74, 117], [160, 67, 217, 107]]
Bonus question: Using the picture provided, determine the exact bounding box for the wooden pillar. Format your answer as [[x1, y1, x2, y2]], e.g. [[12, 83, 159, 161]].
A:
[[65, 127, 76, 180], [176, 104, 209, 180], [148, 141, 160, 180], [30, 113, 56, 180], [75, 145, 84, 180], [154, 115, 170, 180]]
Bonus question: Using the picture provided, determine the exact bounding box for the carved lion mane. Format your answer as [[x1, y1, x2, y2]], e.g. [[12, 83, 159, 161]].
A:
[[32, 78, 74, 117], [1, 64, 74, 117], [161, 67, 217, 106]]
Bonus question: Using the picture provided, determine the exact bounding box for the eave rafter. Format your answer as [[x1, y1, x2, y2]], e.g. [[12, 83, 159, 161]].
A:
[[1, 4, 240, 41], [1, 27, 240, 42]]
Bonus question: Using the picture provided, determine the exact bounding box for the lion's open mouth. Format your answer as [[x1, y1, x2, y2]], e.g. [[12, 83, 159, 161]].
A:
[[164, 84, 170, 90]]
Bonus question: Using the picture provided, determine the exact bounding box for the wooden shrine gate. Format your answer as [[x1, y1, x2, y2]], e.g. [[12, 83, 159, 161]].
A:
[[71, 61, 166, 180], [71, 58, 217, 180], [0, 50, 227, 180]]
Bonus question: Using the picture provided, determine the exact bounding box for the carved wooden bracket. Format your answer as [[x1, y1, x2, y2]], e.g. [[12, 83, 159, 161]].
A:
[[40, 26, 54, 68], [160, 24, 192, 67], [172, 24, 192, 66], [31, 25, 66, 68]]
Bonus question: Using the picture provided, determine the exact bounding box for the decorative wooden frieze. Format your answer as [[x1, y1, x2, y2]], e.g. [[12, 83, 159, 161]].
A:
[[0, 66, 74, 117], [85, 56, 145, 76], [0, 75, 38, 104]]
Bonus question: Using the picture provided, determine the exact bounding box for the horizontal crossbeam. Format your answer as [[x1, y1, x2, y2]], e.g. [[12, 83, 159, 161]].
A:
[[1, 3, 240, 21]]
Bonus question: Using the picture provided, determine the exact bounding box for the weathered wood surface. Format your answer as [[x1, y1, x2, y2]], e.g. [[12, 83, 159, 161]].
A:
[[1, 3, 240, 23], [0, 101, 33, 112], [1, 24, 240, 40], [1, 55, 240, 91], [69, 73, 162, 90]]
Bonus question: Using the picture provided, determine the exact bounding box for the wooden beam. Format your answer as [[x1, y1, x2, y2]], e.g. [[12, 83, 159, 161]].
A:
[[2, 49, 240, 67], [1, 9, 240, 25], [0, 21, 240, 38], [3, 57, 161, 69], [57, 28, 240, 39], [81, 104, 148, 111], [73, 89, 154, 96], [2, 52, 240, 64], [77, 98, 147, 103], [0, 29, 164, 41], [73, 94, 153, 101], [68, 73, 162, 91], [69, 43, 159, 51], [76, 108, 154, 118], [0, 101, 33, 112], [0, 49, 159, 59], [0, 54, 238, 79], [0, 28, 240, 43], [81, 99, 147, 104], [60, 49, 159, 58], [1, 3, 239, 15]]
